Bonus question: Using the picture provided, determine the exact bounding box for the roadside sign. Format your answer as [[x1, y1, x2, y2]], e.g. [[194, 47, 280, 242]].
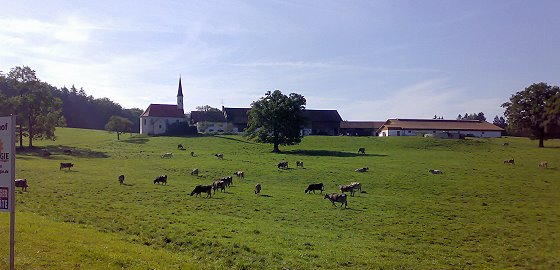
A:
[[0, 115, 15, 212]]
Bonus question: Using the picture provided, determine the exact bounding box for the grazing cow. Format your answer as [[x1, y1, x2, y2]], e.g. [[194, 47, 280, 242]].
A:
[[63, 149, 73, 155], [324, 193, 348, 208], [191, 168, 199, 176], [504, 159, 515, 165], [305, 183, 324, 194], [429, 169, 443, 174], [161, 153, 173, 158], [254, 183, 261, 195], [296, 161, 304, 168], [503, 142, 509, 146], [190, 151, 196, 157], [349, 182, 362, 192], [221, 176, 233, 187], [355, 167, 369, 173], [60, 163, 74, 171], [212, 180, 227, 193], [539, 161, 548, 169], [358, 148, 366, 154], [277, 161, 289, 169], [153, 175, 168, 185], [339, 184, 356, 196], [118, 175, 125, 184], [177, 144, 184, 150], [234, 171, 245, 179], [190, 185, 213, 198], [15, 179, 28, 191], [215, 153, 224, 159]]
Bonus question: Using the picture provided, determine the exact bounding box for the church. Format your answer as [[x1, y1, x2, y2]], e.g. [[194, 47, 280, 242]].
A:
[[139, 78, 187, 135]]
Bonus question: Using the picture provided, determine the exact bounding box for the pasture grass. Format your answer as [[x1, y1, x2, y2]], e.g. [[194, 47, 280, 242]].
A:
[[3, 128, 559, 269]]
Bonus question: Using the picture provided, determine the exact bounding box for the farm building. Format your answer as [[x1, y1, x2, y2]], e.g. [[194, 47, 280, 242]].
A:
[[189, 110, 229, 133], [340, 121, 385, 136], [222, 107, 343, 135], [377, 119, 504, 138], [140, 78, 186, 135]]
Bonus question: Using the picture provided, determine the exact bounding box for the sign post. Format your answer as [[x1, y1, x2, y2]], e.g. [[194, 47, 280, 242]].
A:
[[0, 115, 16, 270]]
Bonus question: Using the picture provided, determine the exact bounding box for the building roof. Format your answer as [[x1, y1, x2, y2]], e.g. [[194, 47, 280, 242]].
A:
[[177, 77, 183, 97], [141, 104, 185, 118], [340, 121, 385, 129], [223, 107, 251, 124], [222, 107, 343, 124], [303, 110, 343, 122], [190, 110, 226, 123], [377, 119, 504, 132]]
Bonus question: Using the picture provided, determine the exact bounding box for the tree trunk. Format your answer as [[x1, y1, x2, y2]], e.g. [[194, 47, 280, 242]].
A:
[[28, 114, 33, 148], [539, 135, 544, 148], [18, 124, 23, 148], [273, 142, 279, 153], [117, 132, 120, 140]]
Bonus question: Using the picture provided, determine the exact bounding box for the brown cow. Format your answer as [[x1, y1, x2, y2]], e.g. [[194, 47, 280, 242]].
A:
[[339, 185, 356, 196], [324, 193, 347, 208], [254, 183, 262, 195], [15, 179, 28, 191], [539, 161, 548, 168]]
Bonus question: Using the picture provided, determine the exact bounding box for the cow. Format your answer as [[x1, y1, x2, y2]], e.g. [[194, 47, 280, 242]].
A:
[[539, 161, 548, 169], [504, 159, 515, 165], [254, 183, 262, 195], [429, 169, 443, 174], [215, 153, 224, 159], [153, 175, 168, 185], [278, 161, 289, 169], [355, 167, 369, 173], [305, 183, 324, 194], [161, 153, 173, 158], [349, 182, 362, 192], [324, 193, 348, 208], [190, 151, 196, 157], [60, 163, 74, 171], [503, 142, 509, 146], [15, 179, 28, 191], [339, 185, 356, 196], [191, 168, 199, 176], [190, 185, 213, 198], [358, 148, 366, 154], [118, 175, 125, 184], [234, 171, 244, 179], [212, 180, 227, 193], [296, 161, 304, 168], [221, 176, 233, 187], [177, 144, 185, 150]]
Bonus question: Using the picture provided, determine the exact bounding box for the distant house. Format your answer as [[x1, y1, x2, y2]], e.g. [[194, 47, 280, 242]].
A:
[[376, 119, 504, 138], [222, 107, 342, 135], [340, 121, 385, 136], [140, 78, 186, 135], [190, 110, 228, 133]]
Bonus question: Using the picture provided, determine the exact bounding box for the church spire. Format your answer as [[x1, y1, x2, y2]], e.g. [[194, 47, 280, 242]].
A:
[[177, 76, 183, 97], [177, 76, 184, 111]]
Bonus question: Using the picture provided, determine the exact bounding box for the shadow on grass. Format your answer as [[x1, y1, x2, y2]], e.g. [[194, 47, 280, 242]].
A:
[[260, 194, 273, 198], [121, 137, 149, 144], [17, 146, 109, 158], [283, 149, 388, 157], [213, 135, 256, 144]]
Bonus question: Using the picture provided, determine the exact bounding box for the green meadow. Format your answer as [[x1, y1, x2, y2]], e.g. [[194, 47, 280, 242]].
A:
[[1, 128, 559, 269]]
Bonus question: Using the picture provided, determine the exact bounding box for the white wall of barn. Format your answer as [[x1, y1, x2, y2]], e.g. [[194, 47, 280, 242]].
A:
[[378, 129, 501, 138], [140, 117, 186, 135]]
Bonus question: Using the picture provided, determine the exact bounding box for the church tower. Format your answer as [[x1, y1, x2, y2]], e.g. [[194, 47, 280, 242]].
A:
[[177, 77, 184, 111]]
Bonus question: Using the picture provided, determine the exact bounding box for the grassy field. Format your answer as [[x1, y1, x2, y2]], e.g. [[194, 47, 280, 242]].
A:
[[1, 128, 559, 269]]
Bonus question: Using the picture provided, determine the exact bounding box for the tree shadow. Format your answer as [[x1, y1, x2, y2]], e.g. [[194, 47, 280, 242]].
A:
[[17, 146, 108, 158], [284, 150, 388, 157], [213, 135, 256, 144], [121, 137, 149, 144]]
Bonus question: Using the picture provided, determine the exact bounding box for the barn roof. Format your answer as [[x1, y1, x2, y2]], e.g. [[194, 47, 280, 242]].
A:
[[340, 121, 385, 129], [141, 104, 185, 118], [377, 119, 504, 132], [190, 110, 226, 123], [222, 107, 343, 124]]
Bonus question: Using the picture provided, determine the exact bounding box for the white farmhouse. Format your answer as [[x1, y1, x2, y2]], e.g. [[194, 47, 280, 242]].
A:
[[377, 119, 504, 138], [139, 78, 186, 135]]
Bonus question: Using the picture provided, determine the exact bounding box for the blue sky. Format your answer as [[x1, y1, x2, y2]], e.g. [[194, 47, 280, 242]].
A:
[[1, 0, 559, 120]]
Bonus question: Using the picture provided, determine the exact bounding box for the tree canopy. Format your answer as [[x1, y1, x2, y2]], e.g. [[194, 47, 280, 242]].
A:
[[105, 116, 133, 140], [245, 90, 306, 153], [502, 82, 560, 147], [457, 112, 486, 121], [196, 105, 221, 112]]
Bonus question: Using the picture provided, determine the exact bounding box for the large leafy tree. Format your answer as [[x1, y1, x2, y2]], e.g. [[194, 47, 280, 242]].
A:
[[502, 82, 560, 147], [246, 90, 306, 153], [105, 116, 133, 140], [196, 105, 221, 112], [492, 115, 507, 129]]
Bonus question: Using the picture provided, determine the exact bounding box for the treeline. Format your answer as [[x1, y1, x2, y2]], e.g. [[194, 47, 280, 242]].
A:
[[0, 66, 143, 144]]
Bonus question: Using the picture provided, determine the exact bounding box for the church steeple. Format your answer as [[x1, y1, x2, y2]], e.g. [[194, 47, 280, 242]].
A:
[[177, 76, 184, 111]]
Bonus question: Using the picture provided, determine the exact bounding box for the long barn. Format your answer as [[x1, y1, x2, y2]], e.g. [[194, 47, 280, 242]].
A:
[[377, 119, 504, 138]]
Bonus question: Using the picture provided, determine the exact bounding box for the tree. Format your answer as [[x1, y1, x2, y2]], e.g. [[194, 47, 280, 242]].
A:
[[105, 116, 133, 140], [245, 90, 306, 153], [196, 105, 221, 112], [493, 115, 507, 129], [457, 112, 486, 121], [502, 82, 560, 147]]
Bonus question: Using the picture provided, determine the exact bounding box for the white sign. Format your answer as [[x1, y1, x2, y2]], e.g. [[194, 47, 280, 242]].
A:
[[0, 116, 15, 212]]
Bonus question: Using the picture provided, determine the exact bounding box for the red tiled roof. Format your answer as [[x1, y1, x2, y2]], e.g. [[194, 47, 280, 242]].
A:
[[377, 119, 504, 132], [141, 104, 185, 118], [340, 121, 385, 129]]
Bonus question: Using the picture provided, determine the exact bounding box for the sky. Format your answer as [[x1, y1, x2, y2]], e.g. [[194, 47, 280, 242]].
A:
[[1, 0, 559, 121]]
